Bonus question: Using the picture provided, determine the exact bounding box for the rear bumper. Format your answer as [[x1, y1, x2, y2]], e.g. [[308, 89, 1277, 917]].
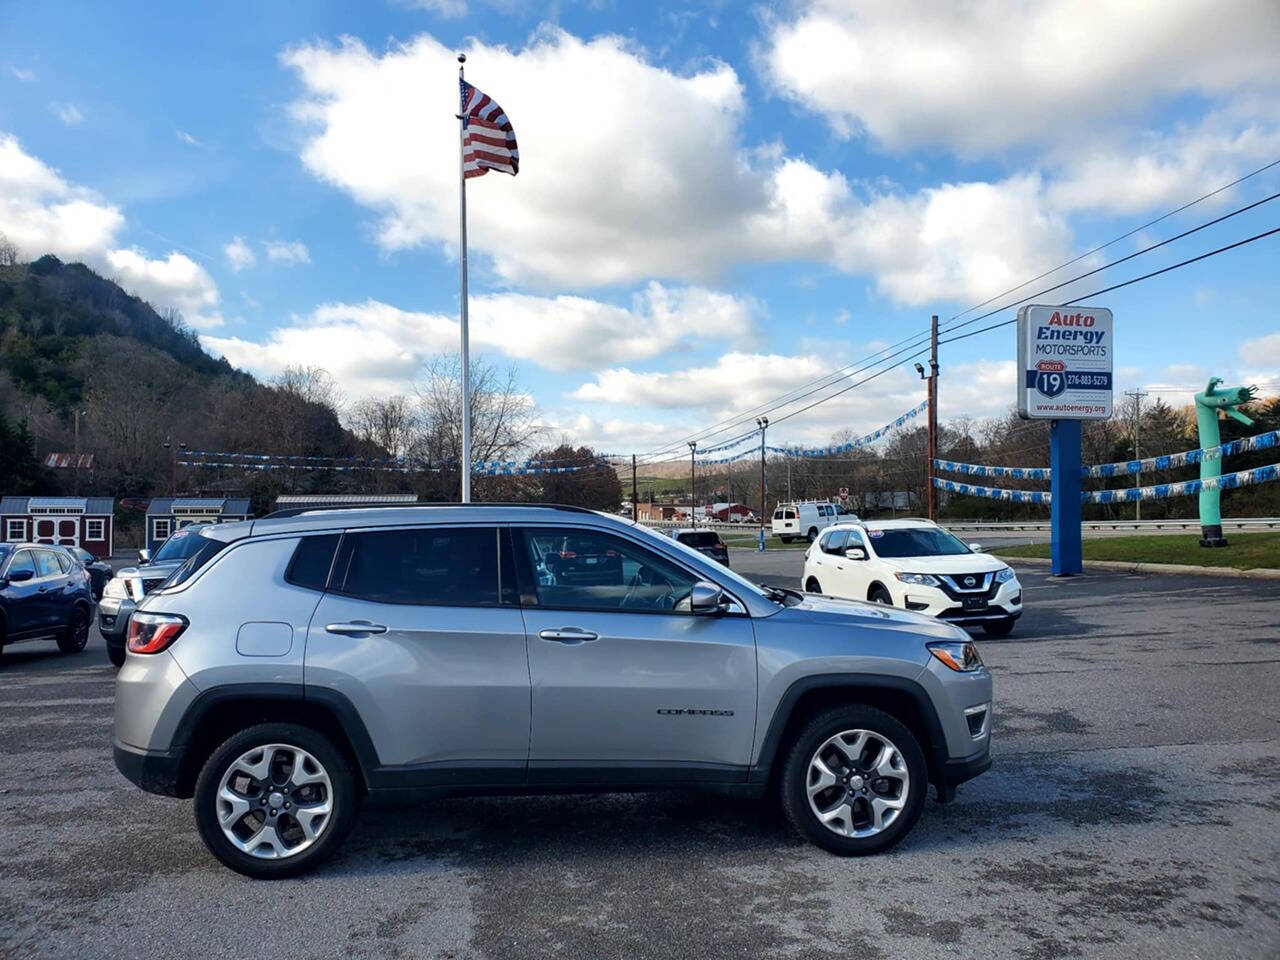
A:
[[113, 738, 184, 797]]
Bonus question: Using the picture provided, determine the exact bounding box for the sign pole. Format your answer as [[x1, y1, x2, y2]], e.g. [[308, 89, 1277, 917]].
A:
[[457, 54, 472, 503], [927, 314, 939, 520], [1050, 419, 1082, 575]]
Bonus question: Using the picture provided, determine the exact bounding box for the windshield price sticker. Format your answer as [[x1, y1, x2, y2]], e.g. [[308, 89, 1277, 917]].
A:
[[1016, 304, 1113, 420]]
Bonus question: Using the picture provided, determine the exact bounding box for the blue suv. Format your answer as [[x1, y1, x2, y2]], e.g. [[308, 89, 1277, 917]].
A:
[[0, 542, 94, 661]]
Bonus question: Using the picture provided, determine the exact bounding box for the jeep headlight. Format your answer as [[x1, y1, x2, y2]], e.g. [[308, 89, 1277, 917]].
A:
[[995, 566, 1016, 583], [894, 572, 940, 586], [928, 640, 984, 672], [102, 577, 129, 600]]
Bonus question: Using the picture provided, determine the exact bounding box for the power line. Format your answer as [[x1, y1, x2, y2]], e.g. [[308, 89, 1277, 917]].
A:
[[947, 156, 1280, 326], [938, 225, 1280, 346], [940, 190, 1280, 340], [636, 160, 1280, 462]]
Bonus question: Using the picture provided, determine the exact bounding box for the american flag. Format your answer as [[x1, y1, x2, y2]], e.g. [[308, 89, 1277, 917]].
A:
[[460, 79, 519, 179]]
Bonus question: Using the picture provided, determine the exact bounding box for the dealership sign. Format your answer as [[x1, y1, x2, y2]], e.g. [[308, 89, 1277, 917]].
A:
[[1016, 305, 1113, 420]]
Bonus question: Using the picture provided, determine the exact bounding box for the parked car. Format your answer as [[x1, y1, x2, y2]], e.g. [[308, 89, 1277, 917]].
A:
[[669, 528, 730, 566], [802, 519, 1022, 636], [62, 545, 113, 600], [0, 542, 94, 661], [771, 500, 840, 543], [99, 524, 215, 667], [113, 503, 992, 878]]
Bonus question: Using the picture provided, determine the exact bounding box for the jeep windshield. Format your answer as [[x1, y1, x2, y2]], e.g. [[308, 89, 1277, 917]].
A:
[[151, 528, 212, 563], [869, 528, 972, 558]]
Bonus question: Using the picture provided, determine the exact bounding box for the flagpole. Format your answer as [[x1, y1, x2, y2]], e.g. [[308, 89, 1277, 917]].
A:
[[457, 53, 472, 503]]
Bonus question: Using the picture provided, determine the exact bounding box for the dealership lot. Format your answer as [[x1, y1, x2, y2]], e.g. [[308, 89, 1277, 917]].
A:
[[1, 555, 1277, 959]]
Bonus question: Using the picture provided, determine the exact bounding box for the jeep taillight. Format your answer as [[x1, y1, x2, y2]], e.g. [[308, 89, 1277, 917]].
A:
[[127, 612, 188, 654]]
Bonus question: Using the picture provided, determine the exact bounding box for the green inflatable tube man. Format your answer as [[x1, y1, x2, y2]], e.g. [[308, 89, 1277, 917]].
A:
[[1194, 377, 1256, 548]]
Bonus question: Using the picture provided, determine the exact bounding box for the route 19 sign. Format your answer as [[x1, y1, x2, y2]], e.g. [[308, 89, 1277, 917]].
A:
[[1016, 305, 1113, 420]]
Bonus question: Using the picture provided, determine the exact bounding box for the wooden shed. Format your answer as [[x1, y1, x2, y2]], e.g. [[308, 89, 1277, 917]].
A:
[[0, 496, 116, 558]]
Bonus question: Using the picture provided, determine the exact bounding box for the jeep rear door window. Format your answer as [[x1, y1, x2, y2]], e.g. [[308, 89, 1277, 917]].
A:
[[336, 527, 499, 606], [516, 527, 697, 612]]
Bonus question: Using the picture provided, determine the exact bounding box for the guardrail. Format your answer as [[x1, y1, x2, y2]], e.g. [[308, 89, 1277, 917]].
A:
[[941, 518, 1279, 534], [636, 516, 1280, 536]]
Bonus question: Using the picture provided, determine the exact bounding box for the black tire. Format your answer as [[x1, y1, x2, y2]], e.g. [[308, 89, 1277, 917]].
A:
[[805, 577, 822, 594], [107, 637, 126, 668], [807, 528, 818, 543], [780, 705, 927, 856], [194, 722, 360, 879], [780, 536, 793, 544], [868, 584, 893, 606], [57, 606, 90, 654], [982, 617, 1015, 637]]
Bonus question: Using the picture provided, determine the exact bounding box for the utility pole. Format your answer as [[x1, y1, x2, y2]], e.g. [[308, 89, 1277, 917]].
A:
[[756, 417, 768, 551], [687, 441, 697, 528], [631, 454, 638, 522], [927, 315, 939, 520], [1124, 389, 1148, 521], [163, 437, 186, 496], [73, 409, 86, 495]]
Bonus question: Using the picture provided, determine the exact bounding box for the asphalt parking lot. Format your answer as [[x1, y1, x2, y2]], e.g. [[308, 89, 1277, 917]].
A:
[[1, 553, 1277, 959]]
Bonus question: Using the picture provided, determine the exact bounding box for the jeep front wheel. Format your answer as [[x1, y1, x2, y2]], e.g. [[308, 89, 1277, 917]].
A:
[[194, 722, 359, 879], [780, 705, 927, 856]]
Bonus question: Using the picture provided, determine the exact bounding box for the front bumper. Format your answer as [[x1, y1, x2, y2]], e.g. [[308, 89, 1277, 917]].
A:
[[97, 594, 136, 640], [900, 578, 1022, 625], [935, 743, 992, 802]]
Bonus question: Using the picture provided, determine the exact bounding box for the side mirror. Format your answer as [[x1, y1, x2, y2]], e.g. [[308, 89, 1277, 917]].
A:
[[844, 547, 867, 561], [689, 580, 727, 615], [137, 549, 151, 564], [7, 568, 34, 583], [968, 542, 983, 553]]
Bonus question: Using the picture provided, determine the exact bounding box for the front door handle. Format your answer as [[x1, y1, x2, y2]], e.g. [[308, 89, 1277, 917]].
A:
[[538, 627, 599, 644], [325, 621, 388, 636]]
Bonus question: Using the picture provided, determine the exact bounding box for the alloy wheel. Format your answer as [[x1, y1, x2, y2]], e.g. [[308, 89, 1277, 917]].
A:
[[805, 729, 909, 838], [214, 743, 334, 859]]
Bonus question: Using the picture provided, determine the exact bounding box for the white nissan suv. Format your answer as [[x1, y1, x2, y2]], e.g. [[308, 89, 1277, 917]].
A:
[[802, 519, 1022, 636]]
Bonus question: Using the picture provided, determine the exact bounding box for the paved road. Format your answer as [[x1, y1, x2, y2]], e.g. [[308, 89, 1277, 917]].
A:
[[1, 556, 1277, 959]]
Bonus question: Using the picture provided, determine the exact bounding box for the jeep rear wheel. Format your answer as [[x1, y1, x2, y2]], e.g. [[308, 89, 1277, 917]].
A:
[[780, 705, 926, 856], [57, 606, 90, 654], [194, 722, 359, 879]]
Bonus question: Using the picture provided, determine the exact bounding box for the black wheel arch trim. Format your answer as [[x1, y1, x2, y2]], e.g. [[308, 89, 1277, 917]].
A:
[[748, 673, 949, 785], [165, 682, 383, 793]]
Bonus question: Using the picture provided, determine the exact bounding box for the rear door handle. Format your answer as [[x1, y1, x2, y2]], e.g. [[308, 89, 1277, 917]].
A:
[[325, 621, 388, 636], [538, 627, 599, 644]]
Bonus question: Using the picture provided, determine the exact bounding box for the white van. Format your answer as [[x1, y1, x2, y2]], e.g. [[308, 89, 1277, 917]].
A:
[[771, 500, 840, 543]]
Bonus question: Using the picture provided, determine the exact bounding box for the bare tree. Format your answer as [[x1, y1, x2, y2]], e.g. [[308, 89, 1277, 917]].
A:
[[413, 356, 544, 497], [348, 394, 419, 460], [0, 232, 19, 266]]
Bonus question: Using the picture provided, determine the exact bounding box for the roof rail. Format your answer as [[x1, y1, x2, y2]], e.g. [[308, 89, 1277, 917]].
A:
[[261, 501, 598, 520]]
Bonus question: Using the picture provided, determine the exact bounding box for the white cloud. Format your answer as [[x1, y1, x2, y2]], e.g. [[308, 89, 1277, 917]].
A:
[[0, 133, 123, 259], [1239, 333, 1280, 370], [224, 235, 255, 271], [281, 29, 1085, 306], [10, 66, 36, 83], [761, 0, 1280, 153], [404, 0, 467, 16], [265, 239, 311, 265], [201, 283, 757, 395], [565, 350, 1019, 449], [106, 248, 223, 329], [52, 102, 84, 126], [176, 130, 201, 146]]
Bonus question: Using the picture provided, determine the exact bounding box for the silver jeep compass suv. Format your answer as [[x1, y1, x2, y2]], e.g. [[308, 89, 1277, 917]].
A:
[[113, 504, 992, 878]]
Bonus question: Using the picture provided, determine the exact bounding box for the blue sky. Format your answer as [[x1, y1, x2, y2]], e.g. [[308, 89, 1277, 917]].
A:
[[2, 0, 1278, 456]]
